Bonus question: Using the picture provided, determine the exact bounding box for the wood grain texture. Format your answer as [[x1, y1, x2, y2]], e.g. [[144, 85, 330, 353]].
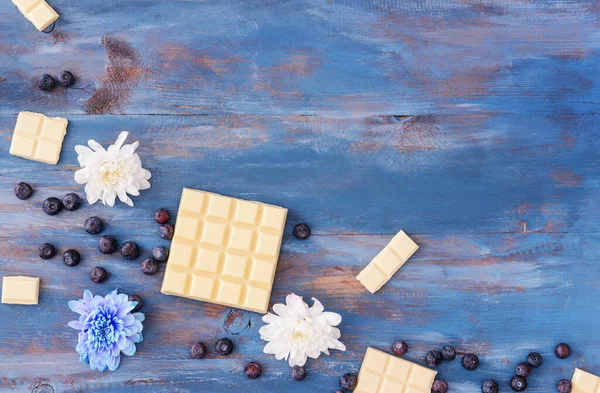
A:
[[1, 0, 599, 392], [0, 0, 599, 115]]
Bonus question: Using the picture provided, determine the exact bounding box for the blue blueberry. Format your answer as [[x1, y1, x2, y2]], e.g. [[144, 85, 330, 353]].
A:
[[291, 365, 307, 381], [14, 182, 33, 200], [121, 241, 140, 260], [215, 338, 233, 356], [441, 346, 456, 361], [426, 350, 442, 367], [392, 340, 408, 356], [159, 224, 174, 240], [340, 374, 357, 390], [58, 71, 75, 87], [527, 352, 543, 368], [152, 246, 169, 262], [462, 354, 479, 370], [43, 197, 62, 215], [510, 376, 527, 391], [432, 380, 448, 393], [37, 74, 56, 91], [190, 342, 206, 359], [141, 257, 158, 275], [516, 362, 531, 377], [63, 249, 81, 267], [244, 362, 261, 379], [98, 235, 117, 254], [482, 380, 499, 393], [85, 217, 103, 235], [38, 243, 55, 259], [62, 193, 81, 211], [128, 294, 142, 312]]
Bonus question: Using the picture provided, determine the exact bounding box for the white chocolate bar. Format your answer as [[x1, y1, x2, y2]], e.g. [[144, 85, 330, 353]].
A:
[[572, 368, 600, 393], [355, 347, 437, 393], [356, 230, 419, 293], [11, 0, 59, 31], [2, 276, 40, 305], [161, 188, 287, 313], [10, 112, 68, 165]]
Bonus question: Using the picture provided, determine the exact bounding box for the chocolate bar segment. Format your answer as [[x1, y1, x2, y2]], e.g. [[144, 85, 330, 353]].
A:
[[355, 347, 437, 393], [11, 0, 59, 31], [161, 188, 287, 313], [1, 276, 40, 305], [356, 230, 419, 293], [10, 112, 68, 165], [571, 368, 600, 393]]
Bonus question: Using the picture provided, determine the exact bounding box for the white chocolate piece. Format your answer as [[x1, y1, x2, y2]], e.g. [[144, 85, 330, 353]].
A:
[[356, 230, 418, 293], [2, 276, 40, 305], [10, 112, 68, 165], [11, 0, 59, 31], [572, 368, 600, 393], [161, 188, 287, 313], [355, 347, 437, 393]]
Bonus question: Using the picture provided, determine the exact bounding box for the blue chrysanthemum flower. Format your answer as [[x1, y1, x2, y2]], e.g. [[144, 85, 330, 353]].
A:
[[68, 289, 145, 372]]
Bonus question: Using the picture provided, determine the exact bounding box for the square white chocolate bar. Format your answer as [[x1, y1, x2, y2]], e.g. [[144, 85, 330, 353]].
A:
[[572, 368, 600, 393], [11, 0, 59, 31], [356, 230, 419, 293], [2, 276, 40, 305], [10, 112, 68, 165], [161, 188, 287, 313], [355, 347, 437, 393]]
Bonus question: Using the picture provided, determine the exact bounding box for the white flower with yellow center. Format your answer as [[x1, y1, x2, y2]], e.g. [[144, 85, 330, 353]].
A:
[[74, 132, 151, 207], [259, 293, 346, 367]]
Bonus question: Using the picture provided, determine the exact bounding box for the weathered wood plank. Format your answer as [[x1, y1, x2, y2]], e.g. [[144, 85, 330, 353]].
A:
[[0, 0, 599, 115], [1, 233, 598, 392], [0, 113, 597, 236]]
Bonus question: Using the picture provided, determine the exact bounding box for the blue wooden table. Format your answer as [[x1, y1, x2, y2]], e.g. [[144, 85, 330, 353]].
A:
[[1, 1, 599, 392]]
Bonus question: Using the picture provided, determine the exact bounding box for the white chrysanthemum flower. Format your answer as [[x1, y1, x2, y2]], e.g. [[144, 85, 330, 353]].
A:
[[74, 132, 151, 207], [259, 293, 346, 367]]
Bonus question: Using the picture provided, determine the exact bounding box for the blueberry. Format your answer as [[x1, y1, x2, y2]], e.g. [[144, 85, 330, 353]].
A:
[[37, 74, 56, 91], [462, 354, 479, 371], [426, 350, 442, 367], [516, 362, 531, 377], [392, 340, 408, 356], [154, 208, 170, 224], [159, 224, 174, 240], [441, 346, 456, 361], [58, 71, 75, 87], [557, 379, 572, 393], [128, 294, 142, 312], [335, 391, 344, 393], [141, 257, 159, 275], [85, 217, 103, 234], [38, 243, 55, 259], [527, 352, 543, 368], [62, 193, 81, 211], [482, 380, 499, 393], [190, 342, 206, 359], [43, 197, 62, 215], [121, 241, 140, 260], [510, 376, 527, 392], [244, 362, 261, 379], [63, 249, 81, 267], [98, 235, 117, 254], [555, 343, 571, 359], [293, 223, 311, 240], [215, 338, 233, 356], [14, 182, 33, 200], [152, 246, 169, 262], [432, 380, 448, 393], [340, 374, 357, 390], [90, 266, 108, 283], [291, 365, 307, 381]]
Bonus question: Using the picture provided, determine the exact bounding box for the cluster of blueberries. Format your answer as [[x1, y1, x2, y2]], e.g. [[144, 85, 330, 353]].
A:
[[36, 71, 75, 91]]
